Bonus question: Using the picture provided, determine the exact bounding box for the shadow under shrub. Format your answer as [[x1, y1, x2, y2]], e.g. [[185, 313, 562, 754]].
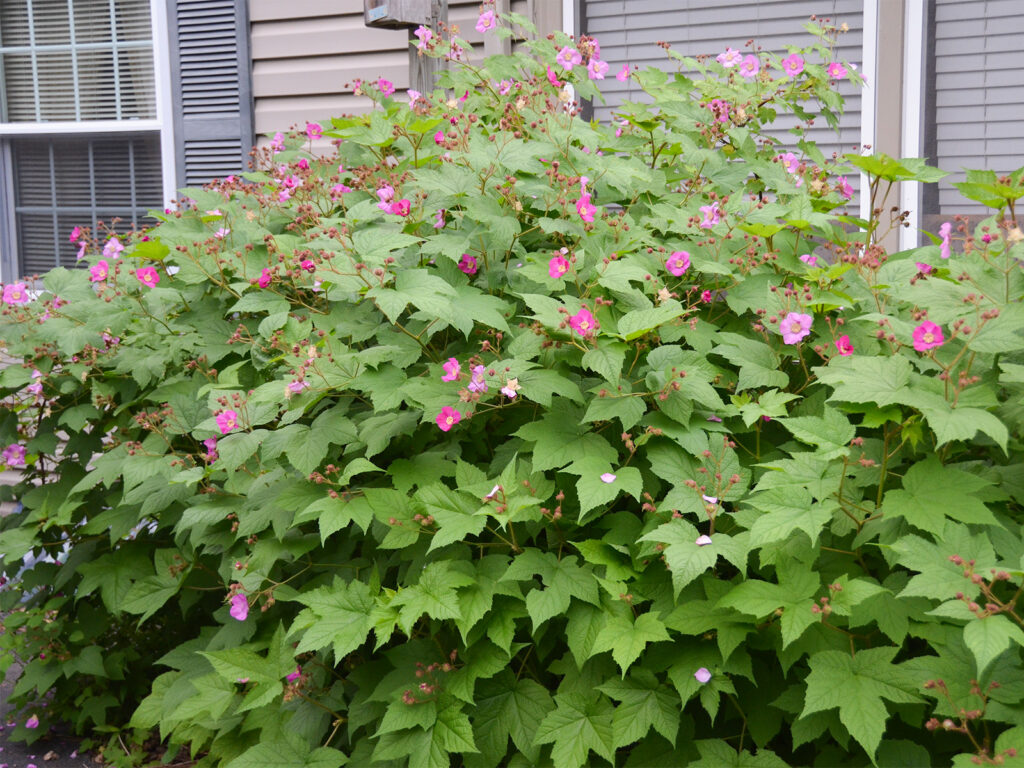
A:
[[2, 10, 1024, 768]]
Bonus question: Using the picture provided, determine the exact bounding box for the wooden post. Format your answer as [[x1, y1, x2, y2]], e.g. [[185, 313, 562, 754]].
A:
[[527, 0, 560, 39], [484, 0, 512, 57], [409, 0, 448, 94]]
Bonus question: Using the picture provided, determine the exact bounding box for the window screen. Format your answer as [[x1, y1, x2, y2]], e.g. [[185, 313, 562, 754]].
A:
[[11, 134, 163, 276], [0, 0, 156, 122]]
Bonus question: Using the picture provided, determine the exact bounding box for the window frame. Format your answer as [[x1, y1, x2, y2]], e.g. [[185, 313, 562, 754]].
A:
[[0, 0, 176, 282]]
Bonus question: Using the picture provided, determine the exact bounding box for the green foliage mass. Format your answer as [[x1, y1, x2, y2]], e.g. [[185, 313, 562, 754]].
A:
[[2, 13, 1024, 768]]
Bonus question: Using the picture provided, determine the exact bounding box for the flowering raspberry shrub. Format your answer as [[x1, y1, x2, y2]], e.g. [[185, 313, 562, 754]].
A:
[[1, 10, 1024, 768]]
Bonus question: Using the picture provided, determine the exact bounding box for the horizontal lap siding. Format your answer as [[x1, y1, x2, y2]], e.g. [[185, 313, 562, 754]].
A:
[[932, 0, 1024, 213], [585, 0, 864, 194], [250, 0, 529, 138]]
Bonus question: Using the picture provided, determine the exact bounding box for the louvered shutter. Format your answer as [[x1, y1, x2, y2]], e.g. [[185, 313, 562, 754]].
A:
[[583, 0, 863, 189], [168, 0, 255, 187], [926, 0, 1024, 215]]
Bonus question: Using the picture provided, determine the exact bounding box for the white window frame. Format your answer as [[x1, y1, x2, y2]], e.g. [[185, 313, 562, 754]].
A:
[[900, 0, 926, 251], [0, 0, 176, 282]]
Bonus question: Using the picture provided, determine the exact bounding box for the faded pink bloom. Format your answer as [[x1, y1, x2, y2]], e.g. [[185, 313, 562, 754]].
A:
[[739, 54, 760, 78], [467, 364, 488, 393], [916, 262, 933, 274], [475, 9, 496, 33], [835, 335, 854, 356], [25, 715, 39, 729], [377, 78, 395, 96], [2, 444, 25, 467], [616, 64, 629, 81], [287, 379, 310, 394], [799, 253, 818, 267], [498, 80, 513, 95], [436, 406, 462, 432], [939, 222, 952, 259], [707, 415, 723, 423], [500, 378, 519, 399], [781, 53, 804, 77], [377, 184, 395, 203], [836, 176, 854, 200], [331, 184, 351, 198], [214, 227, 230, 239], [913, 321, 944, 352], [702, 495, 718, 505], [458, 254, 478, 275], [600, 472, 616, 483], [568, 307, 597, 336], [442, 358, 461, 382], [779, 152, 800, 174], [827, 62, 848, 79], [666, 251, 690, 277], [717, 48, 742, 68], [694, 667, 712, 684], [548, 256, 570, 278], [229, 593, 249, 621], [278, 189, 291, 203], [484, 484, 501, 499], [77, 241, 87, 260], [556, 46, 582, 71], [414, 25, 433, 50], [695, 535, 713, 546], [203, 437, 218, 462], [270, 132, 285, 151], [258, 268, 272, 288], [136, 267, 160, 287], [103, 236, 124, 259], [89, 260, 109, 282], [216, 410, 239, 434], [26, 369, 42, 397], [576, 193, 596, 223], [699, 202, 721, 229], [306, 122, 323, 140], [587, 58, 609, 80], [781, 312, 813, 344], [434, 209, 446, 229], [707, 99, 730, 123]]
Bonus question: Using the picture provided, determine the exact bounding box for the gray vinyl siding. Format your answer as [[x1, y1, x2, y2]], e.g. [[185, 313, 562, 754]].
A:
[[584, 0, 864, 192], [249, 0, 533, 139], [930, 0, 1024, 214]]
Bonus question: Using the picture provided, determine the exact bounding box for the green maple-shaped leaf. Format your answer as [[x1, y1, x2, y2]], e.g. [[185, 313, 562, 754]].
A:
[[748, 486, 836, 547], [515, 401, 617, 471], [882, 456, 997, 536], [813, 355, 913, 407], [717, 563, 820, 647], [963, 615, 1024, 674], [639, 519, 717, 595], [889, 522, 996, 602], [504, 551, 599, 630], [592, 611, 672, 675], [598, 668, 681, 748], [472, 670, 554, 761], [393, 561, 475, 634], [291, 579, 374, 660], [802, 647, 922, 759], [533, 691, 615, 768]]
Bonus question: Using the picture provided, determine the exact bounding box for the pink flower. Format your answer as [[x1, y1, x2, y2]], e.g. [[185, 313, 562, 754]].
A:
[[89, 261, 110, 283], [270, 132, 285, 151], [799, 253, 818, 267], [699, 202, 721, 229], [739, 54, 760, 78], [827, 62, 847, 79], [69, 226, 82, 242], [258, 268, 272, 288], [576, 193, 596, 223], [2, 444, 25, 467], [306, 122, 323, 140], [695, 535, 713, 547], [836, 176, 854, 200], [702, 495, 718, 505], [600, 472, 616, 483], [136, 267, 160, 287], [568, 307, 597, 336], [102, 236, 124, 259], [916, 262, 933, 274], [441, 357, 461, 382], [377, 184, 395, 203], [701, 290, 713, 303], [500, 379, 519, 399], [779, 152, 800, 174], [25, 715, 39, 729], [475, 9, 496, 33], [939, 222, 952, 259], [587, 58, 609, 80], [485, 484, 502, 499], [287, 380, 310, 395], [707, 99, 729, 123], [467, 364, 488, 393], [781, 53, 804, 77], [835, 335, 854, 356], [414, 25, 433, 50], [436, 406, 462, 432], [300, 259, 315, 272], [556, 46, 582, 71], [278, 189, 291, 203], [666, 251, 690, 276], [377, 78, 395, 97], [707, 415, 723, 423], [912, 321, 944, 352], [203, 437, 218, 462], [214, 227, 230, 239], [717, 48, 742, 68], [331, 184, 351, 197], [458, 254, 478, 275], [216, 409, 239, 434], [229, 593, 249, 621], [616, 64, 629, 81], [77, 241, 87, 260], [390, 199, 411, 216], [296, 158, 309, 170], [434, 209, 446, 229], [548, 256, 570, 278], [781, 312, 813, 344], [498, 80, 513, 95], [694, 667, 712, 684], [546, 67, 561, 87], [26, 370, 42, 397], [286, 666, 302, 682], [434, 130, 445, 146]]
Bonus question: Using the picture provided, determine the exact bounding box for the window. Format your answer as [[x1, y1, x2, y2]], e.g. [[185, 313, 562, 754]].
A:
[[0, 0, 173, 279]]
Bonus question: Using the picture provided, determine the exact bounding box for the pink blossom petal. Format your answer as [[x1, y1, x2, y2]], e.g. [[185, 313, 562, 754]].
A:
[[600, 473, 616, 483]]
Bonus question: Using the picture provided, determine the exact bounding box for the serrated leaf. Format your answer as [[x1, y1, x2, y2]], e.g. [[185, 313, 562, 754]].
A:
[[292, 579, 374, 660], [963, 616, 1024, 674], [882, 457, 997, 536], [598, 669, 681, 748], [592, 612, 672, 675], [533, 692, 615, 768]]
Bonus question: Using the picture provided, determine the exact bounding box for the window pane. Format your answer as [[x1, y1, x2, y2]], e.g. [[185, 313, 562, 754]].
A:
[[11, 133, 163, 277]]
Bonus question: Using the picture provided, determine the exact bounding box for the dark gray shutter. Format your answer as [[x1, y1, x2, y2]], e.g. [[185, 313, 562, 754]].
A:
[[926, 0, 1024, 215], [168, 0, 255, 188], [583, 0, 864, 183]]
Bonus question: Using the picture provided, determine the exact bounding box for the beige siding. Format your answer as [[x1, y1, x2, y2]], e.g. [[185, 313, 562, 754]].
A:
[[250, 0, 544, 137]]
